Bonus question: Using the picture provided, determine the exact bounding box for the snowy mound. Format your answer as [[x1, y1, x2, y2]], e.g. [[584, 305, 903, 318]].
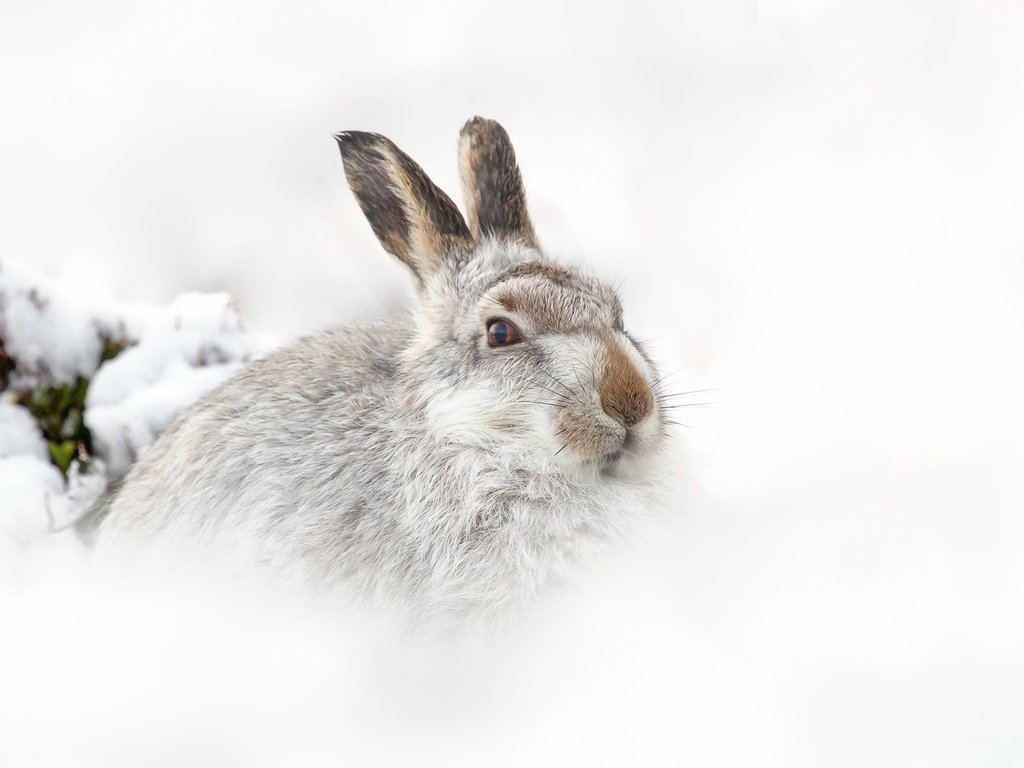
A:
[[0, 261, 276, 542]]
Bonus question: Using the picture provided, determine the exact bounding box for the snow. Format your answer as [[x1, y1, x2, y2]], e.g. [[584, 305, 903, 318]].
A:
[[0, 401, 49, 461], [0, 400, 101, 540], [2, 1, 1024, 766], [86, 292, 273, 477], [0, 263, 275, 539], [0, 264, 115, 386], [0, 456, 66, 539]]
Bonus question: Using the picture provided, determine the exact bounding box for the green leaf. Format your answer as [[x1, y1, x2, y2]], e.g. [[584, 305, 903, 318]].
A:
[[18, 375, 97, 477], [48, 440, 77, 473]]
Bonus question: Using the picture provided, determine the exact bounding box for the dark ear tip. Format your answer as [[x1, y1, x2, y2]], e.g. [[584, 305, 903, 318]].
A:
[[460, 116, 508, 140], [333, 130, 387, 157]]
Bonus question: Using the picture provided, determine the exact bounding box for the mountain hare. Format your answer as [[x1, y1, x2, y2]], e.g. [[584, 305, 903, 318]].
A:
[[96, 118, 671, 626]]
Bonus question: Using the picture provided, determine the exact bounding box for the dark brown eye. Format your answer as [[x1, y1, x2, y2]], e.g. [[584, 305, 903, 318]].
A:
[[486, 318, 523, 347]]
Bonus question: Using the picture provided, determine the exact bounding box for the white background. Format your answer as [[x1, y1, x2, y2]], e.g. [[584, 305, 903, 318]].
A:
[[2, 1, 1023, 765]]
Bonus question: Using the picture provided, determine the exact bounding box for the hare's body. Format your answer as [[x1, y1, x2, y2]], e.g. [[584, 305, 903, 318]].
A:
[[100, 319, 653, 621], [97, 119, 671, 625]]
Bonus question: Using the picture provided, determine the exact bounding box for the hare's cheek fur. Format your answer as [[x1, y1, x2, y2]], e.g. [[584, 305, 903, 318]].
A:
[[421, 382, 550, 440]]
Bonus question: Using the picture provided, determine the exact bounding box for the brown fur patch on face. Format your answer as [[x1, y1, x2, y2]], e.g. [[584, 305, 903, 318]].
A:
[[458, 117, 538, 248], [484, 262, 621, 336], [336, 131, 474, 281], [487, 261, 575, 289], [600, 340, 653, 428], [494, 291, 518, 312]]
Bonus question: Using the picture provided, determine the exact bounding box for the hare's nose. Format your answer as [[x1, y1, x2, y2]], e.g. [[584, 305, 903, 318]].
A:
[[600, 343, 653, 429]]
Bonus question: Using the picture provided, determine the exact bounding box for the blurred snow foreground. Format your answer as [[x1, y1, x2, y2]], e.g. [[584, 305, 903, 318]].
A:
[[0, 260, 274, 545]]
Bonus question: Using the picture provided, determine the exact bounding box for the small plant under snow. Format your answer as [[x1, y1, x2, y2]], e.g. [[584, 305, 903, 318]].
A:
[[0, 261, 275, 543]]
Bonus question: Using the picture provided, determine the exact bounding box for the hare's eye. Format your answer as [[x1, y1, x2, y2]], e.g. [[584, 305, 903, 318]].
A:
[[486, 318, 523, 347]]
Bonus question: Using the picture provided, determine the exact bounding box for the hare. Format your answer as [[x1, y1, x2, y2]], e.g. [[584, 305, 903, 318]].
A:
[[96, 118, 671, 626]]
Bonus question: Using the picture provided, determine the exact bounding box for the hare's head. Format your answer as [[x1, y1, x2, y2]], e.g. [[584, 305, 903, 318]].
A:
[[335, 118, 667, 479]]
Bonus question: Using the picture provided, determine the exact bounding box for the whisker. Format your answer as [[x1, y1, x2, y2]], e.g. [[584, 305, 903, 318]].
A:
[[536, 367, 587, 408], [536, 367, 574, 395], [554, 443, 569, 457], [663, 419, 691, 428], [572, 363, 587, 394], [583, 358, 600, 392], [533, 380, 585, 409], [533, 381, 572, 402], [654, 387, 720, 399], [650, 367, 695, 389]]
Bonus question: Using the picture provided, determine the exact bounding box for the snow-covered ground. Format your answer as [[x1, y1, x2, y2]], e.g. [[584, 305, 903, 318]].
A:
[[0, 262, 273, 541], [2, 1, 1023, 765]]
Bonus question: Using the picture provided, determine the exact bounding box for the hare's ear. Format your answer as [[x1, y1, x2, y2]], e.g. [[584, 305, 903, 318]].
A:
[[458, 117, 539, 249], [335, 131, 475, 282]]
